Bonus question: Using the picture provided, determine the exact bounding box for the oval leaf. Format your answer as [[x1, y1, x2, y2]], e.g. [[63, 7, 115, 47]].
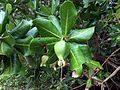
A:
[[2, 32, 15, 47], [1, 42, 13, 56], [49, 15, 62, 33], [15, 36, 34, 56], [60, 1, 77, 36], [10, 20, 31, 39], [69, 43, 86, 75], [85, 60, 103, 70], [68, 27, 95, 42], [78, 44, 93, 61], [33, 17, 62, 38], [29, 37, 60, 54]]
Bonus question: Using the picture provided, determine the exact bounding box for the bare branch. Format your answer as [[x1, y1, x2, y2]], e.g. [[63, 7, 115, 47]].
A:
[[102, 66, 120, 84]]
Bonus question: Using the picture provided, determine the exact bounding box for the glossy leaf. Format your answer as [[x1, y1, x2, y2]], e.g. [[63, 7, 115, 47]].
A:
[[10, 53, 22, 73], [2, 32, 15, 47], [69, 43, 86, 75], [33, 17, 62, 38], [29, 37, 60, 54], [40, 4, 52, 15], [49, 15, 62, 33], [25, 27, 38, 37], [3, 53, 22, 74], [52, 0, 60, 14], [86, 79, 92, 88], [116, 35, 120, 43], [86, 60, 103, 70], [78, 44, 93, 61], [15, 36, 33, 56], [27, 0, 38, 11], [0, 42, 13, 56], [60, 1, 77, 36], [10, 20, 31, 39], [68, 27, 95, 42], [0, 8, 9, 35]]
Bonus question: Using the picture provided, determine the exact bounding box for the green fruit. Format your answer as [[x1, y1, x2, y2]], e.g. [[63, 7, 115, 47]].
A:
[[54, 39, 70, 60]]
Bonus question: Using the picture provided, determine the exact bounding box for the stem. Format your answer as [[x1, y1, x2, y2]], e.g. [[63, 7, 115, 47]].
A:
[[60, 66, 63, 82]]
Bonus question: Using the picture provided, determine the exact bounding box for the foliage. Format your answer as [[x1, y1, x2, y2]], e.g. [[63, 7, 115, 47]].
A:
[[0, 0, 120, 90]]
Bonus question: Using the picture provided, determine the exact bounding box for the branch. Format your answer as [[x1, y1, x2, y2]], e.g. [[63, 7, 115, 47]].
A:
[[114, 14, 120, 23], [18, 0, 33, 15], [72, 83, 86, 90], [101, 66, 120, 84], [102, 48, 120, 66], [91, 48, 120, 78]]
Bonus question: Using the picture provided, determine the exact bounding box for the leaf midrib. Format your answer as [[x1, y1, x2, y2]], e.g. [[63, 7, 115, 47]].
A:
[[40, 25, 61, 38], [69, 29, 89, 39], [65, 8, 68, 36], [71, 50, 81, 69]]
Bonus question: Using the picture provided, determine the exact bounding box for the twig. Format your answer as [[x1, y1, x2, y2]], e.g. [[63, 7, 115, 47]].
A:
[[110, 78, 120, 88], [107, 60, 118, 69], [72, 83, 86, 90], [114, 14, 120, 23], [18, 0, 33, 15], [102, 48, 120, 66], [101, 66, 120, 84], [91, 48, 120, 78]]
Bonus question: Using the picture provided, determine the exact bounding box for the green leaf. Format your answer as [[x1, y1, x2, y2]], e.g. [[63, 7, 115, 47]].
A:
[[6, 21, 15, 32], [60, 1, 77, 36], [33, 17, 62, 38], [115, 8, 120, 19], [27, 0, 38, 11], [29, 37, 60, 54], [15, 36, 34, 56], [1, 42, 13, 56], [78, 44, 93, 61], [69, 43, 86, 75], [86, 60, 103, 70], [6, 3, 12, 14], [46, 45, 57, 64], [83, 0, 94, 8], [0, 24, 2, 33], [0, 8, 9, 35], [10, 20, 31, 39], [2, 32, 15, 47], [49, 15, 62, 33], [68, 27, 95, 42], [40, 4, 52, 15], [10, 53, 22, 74], [86, 79, 92, 88], [92, 76, 103, 82], [25, 27, 38, 37], [3, 53, 22, 74], [52, 0, 60, 14], [116, 35, 120, 43]]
